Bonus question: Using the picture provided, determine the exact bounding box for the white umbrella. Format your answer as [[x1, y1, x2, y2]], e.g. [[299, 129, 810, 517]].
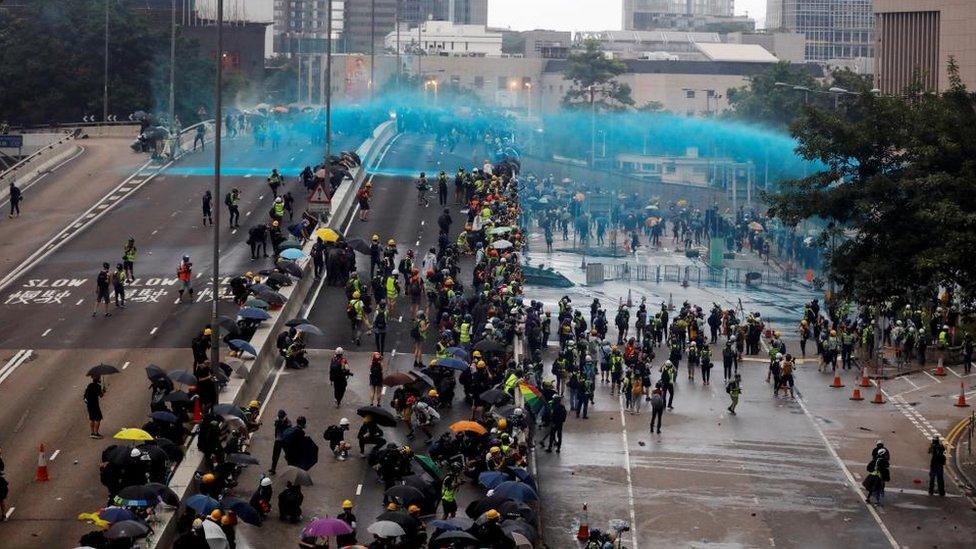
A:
[[491, 240, 513, 250], [203, 519, 228, 549], [368, 520, 406, 538]]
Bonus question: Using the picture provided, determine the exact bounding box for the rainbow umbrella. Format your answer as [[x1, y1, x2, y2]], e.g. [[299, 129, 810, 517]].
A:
[[517, 382, 544, 414]]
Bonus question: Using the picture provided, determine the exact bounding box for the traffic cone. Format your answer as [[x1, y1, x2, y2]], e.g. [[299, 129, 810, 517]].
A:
[[954, 382, 970, 408], [859, 375, 872, 388], [35, 443, 49, 482], [830, 375, 845, 388], [576, 502, 589, 541], [934, 359, 947, 377], [192, 396, 203, 423], [850, 388, 864, 401], [872, 380, 885, 404]]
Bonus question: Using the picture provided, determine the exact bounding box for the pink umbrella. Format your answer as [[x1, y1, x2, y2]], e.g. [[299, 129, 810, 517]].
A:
[[303, 518, 353, 537]]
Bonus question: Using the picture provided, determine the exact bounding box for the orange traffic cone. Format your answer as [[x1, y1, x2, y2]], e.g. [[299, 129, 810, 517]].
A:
[[954, 382, 970, 408], [192, 396, 203, 423], [934, 359, 947, 377], [830, 375, 845, 388], [859, 375, 872, 388], [872, 380, 885, 404], [35, 443, 49, 482], [576, 502, 589, 541], [850, 388, 864, 401]]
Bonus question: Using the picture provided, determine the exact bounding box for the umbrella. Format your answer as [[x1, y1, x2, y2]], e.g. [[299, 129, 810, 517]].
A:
[[217, 315, 239, 333], [432, 530, 478, 544], [249, 283, 274, 294], [279, 247, 307, 261], [277, 260, 304, 278], [116, 485, 161, 507], [105, 520, 149, 540], [296, 323, 323, 336], [479, 389, 510, 406], [431, 357, 467, 371], [346, 238, 372, 254], [220, 496, 261, 525], [478, 471, 510, 490], [491, 239, 513, 250], [238, 307, 271, 320], [510, 531, 533, 548], [228, 339, 257, 356], [382, 372, 414, 387], [492, 481, 538, 502], [278, 466, 314, 486], [87, 364, 120, 377], [444, 347, 469, 361], [150, 411, 178, 423], [161, 390, 190, 404], [384, 485, 426, 507], [356, 406, 397, 427], [367, 520, 405, 538], [184, 494, 220, 515], [203, 519, 228, 549], [413, 455, 443, 480], [472, 339, 504, 353], [450, 421, 487, 436], [103, 445, 133, 465], [227, 453, 260, 466], [267, 272, 292, 285], [221, 416, 248, 432], [501, 520, 538, 543], [168, 370, 197, 385], [242, 297, 268, 310], [285, 317, 310, 327], [488, 226, 513, 235], [98, 506, 138, 523], [304, 517, 354, 537], [315, 227, 340, 243], [429, 517, 474, 532], [256, 290, 287, 305], [503, 467, 538, 492], [280, 238, 302, 250], [145, 364, 166, 380], [466, 494, 513, 518], [113, 428, 154, 442], [644, 216, 661, 228], [407, 371, 436, 388], [375, 511, 417, 530], [144, 482, 180, 506], [213, 403, 246, 420]]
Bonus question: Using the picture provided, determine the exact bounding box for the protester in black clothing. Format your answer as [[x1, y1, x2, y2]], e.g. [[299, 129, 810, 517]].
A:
[[544, 395, 567, 453], [84, 376, 105, 438], [329, 350, 353, 407], [269, 410, 291, 474], [8, 183, 22, 218], [92, 263, 112, 317], [202, 190, 213, 226]]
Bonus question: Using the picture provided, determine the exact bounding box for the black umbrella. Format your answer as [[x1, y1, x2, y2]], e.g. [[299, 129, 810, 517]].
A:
[[501, 519, 538, 543], [145, 482, 180, 506], [384, 485, 426, 507], [87, 363, 120, 377], [267, 272, 292, 286], [479, 389, 511, 406], [295, 323, 323, 336], [227, 453, 260, 466], [432, 530, 478, 544], [117, 484, 161, 504], [249, 283, 273, 294], [168, 371, 197, 385], [106, 520, 149, 540], [150, 439, 184, 462], [220, 496, 262, 525], [347, 238, 372, 255], [217, 315, 240, 334], [278, 466, 313, 486], [408, 371, 436, 388], [150, 411, 178, 423], [277, 260, 303, 278], [288, 436, 319, 471], [135, 444, 167, 464], [214, 403, 246, 420], [285, 317, 310, 327], [465, 494, 513, 519], [102, 445, 132, 466], [356, 406, 397, 427], [375, 510, 418, 531], [497, 500, 537, 524], [161, 390, 190, 404], [257, 290, 287, 304], [145, 364, 166, 381], [472, 339, 505, 353]]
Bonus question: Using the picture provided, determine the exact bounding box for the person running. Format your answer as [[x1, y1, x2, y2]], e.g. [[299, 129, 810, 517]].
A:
[[177, 255, 194, 302], [8, 182, 22, 218], [112, 263, 126, 308], [225, 188, 241, 228], [267, 168, 283, 198], [202, 190, 213, 226], [726, 373, 742, 415], [92, 262, 112, 317], [122, 238, 136, 282], [84, 375, 106, 438]]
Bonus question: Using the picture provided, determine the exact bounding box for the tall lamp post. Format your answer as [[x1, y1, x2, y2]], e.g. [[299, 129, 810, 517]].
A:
[[169, 0, 177, 131], [325, 0, 333, 204], [103, 0, 110, 121], [210, 0, 225, 366], [370, 0, 376, 101]]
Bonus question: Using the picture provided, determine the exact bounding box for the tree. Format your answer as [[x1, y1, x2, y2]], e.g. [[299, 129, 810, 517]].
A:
[[765, 61, 976, 305], [725, 62, 819, 130], [561, 39, 634, 110]]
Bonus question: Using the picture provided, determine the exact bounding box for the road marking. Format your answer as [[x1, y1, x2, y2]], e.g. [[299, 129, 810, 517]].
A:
[[118, 187, 132, 192], [398, 315, 403, 323], [232, 229, 237, 235], [76, 298, 84, 305], [244, 211, 252, 217], [0, 350, 32, 385], [258, 195, 264, 200], [96, 204, 108, 209], [84, 213, 95, 219], [151, 229, 158, 235], [131, 179, 143, 184], [794, 395, 899, 548], [41, 328, 51, 337], [947, 366, 962, 378], [149, 327, 158, 335], [49, 449, 60, 462], [420, 220, 425, 226], [244, 174, 253, 179], [196, 272, 203, 278], [0, 350, 27, 379], [922, 370, 941, 383], [5, 507, 14, 519], [616, 393, 639, 549], [415, 240, 420, 246], [341, 204, 360, 235], [108, 195, 121, 200], [170, 211, 179, 217], [901, 376, 920, 389], [381, 387, 387, 395], [356, 483, 363, 496]]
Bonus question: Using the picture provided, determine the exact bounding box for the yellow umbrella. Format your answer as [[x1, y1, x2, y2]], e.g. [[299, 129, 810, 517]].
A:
[[77, 512, 111, 530], [113, 428, 154, 442], [315, 227, 340, 243]]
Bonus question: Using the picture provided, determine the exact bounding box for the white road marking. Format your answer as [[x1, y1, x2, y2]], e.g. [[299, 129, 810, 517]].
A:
[[616, 393, 639, 549], [84, 213, 95, 219], [420, 220, 425, 226], [232, 229, 237, 235], [415, 240, 420, 246], [170, 211, 179, 217], [947, 366, 962, 378], [244, 211, 251, 217], [356, 484, 363, 496], [795, 395, 899, 548], [0, 351, 27, 379], [149, 327, 158, 335], [131, 180, 143, 184], [108, 195, 121, 200], [151, 229, 158, 235], [5, 507, 14, 519], [41, 329, 51, 337], [96, 204, 108, 209], [922, 370, 941, 383], [398, 315, 403, 323], [118, 187, 132, 192], [49, 449, 60, 462], [258, 195, 264, 200], [196, 272, 203, 278], [122, 361, 131, 370], [0, 350, 32, 386], [244, 174, 252, 178], [901, 376, 920, 389], [75, 298, 84, 305]]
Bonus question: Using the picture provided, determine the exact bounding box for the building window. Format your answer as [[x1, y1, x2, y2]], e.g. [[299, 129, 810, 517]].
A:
[[685, 90, 695, 99], [474, 76, 484, 89]]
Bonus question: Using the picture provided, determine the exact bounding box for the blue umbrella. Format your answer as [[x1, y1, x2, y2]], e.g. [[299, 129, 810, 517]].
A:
[[98, 506, 138, 523], [478, 471, 509, 490], [433, 357, 468, 371], [228, 339, 257, 356], [279, 248, 307, 261], [150, 411, 178, 423], [505, 467, 538, 492], [492, 481, 538, 502], [238, 307, 271, 321], [429, 518, 474, 532], [445, 347, 469, 361], [184, 494, 220, 515]]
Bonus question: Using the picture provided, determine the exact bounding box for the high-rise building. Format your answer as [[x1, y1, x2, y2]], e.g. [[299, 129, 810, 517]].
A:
[[400, 1, 487, 25], [875, 0, 976, 94], [766, 0, 873, 62], [273, 0, 344, 55], [623, 0, 735, 28], [343, 0, 398, 54]]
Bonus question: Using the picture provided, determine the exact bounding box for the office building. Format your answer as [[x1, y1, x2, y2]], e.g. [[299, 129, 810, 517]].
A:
[[874, 0, 976, 93], [520, 30, 574, 59], [385, 21, 503, 57], [726, 31, 807, 63], [766, 0, 873, 62], [343, 0, 398, 53], [273, 0, 344, 55], [623, 0, 754, 32]]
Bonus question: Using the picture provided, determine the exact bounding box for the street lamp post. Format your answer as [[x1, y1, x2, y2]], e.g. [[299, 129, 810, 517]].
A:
[[103, 0, 109, 121], [395, 0, 401, 88], [169, 0, 177, 131], [589, 84, 597, 168], [210, 0, 225, 366], [370, 0, 376, 101], [524, 82, 533, 118], [325, 0, 333, 206]]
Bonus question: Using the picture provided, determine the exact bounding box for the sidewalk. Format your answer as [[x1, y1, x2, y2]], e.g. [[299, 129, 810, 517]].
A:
[[951, 413, 976, 495]]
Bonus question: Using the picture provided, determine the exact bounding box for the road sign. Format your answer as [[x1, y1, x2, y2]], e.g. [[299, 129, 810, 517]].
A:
[[0, 135, 24, 148], [307, 183, 331, 214]]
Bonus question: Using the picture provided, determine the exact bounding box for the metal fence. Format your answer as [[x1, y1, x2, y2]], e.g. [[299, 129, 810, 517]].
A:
[[600, 262, 800, 288]]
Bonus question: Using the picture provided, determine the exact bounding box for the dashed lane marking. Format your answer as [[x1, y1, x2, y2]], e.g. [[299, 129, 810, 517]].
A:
[[149, 327, 158, 335], [96, 204, 108, 209], [41, 329, 51, 337], [49, 449, 60, 462], [75, 299, 84, 306], [922, 370, 941, 383], [0, 350, 32, 386], [122, 361, 130, 370], [5, 507, 14, 519], [947, 367, 962, 378], [151, 229, 158, 235], [108, 195, 121, 200], [356, 484, 363, 496]]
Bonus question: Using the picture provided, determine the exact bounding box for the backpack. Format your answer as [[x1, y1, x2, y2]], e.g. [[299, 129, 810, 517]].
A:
[[725, 381, 734, 394], [224, 192, 233, 206]]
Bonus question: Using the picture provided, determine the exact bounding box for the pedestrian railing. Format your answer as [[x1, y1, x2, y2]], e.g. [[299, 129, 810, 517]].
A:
[[600, 262, 803, 289]]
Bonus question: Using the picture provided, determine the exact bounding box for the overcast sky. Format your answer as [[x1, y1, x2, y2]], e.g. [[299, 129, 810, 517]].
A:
[[249, 1, 769, 30]]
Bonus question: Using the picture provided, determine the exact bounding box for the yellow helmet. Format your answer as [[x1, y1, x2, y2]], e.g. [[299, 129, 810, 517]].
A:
[[486, 509, 501, 520], [272, 220, 279, 227], [477, 360, 486, 369], [388, 239, 396, 246], [342, 500, 353, 509], [203, 328, 213, 336], [830, 330, 837, 336], [427, 389, 439, 398], [248, 400, 260, 409], [496, 418, 508, 430], [201, 473, 216, 484], [490, 446, 501, 454], [372, 234, 380, 242], [472, 350, 482, 358], [245, 271, 253, 278], [801, 319, 808, 326], [407, 504, 421, 515], [774, 331, 781, 337], [386, 502, 399, 511], [209, 509, 223, 521], [352, 291, 361, 299]]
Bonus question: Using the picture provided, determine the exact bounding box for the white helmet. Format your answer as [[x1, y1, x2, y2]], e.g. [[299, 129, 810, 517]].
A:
[[776, 353, 783, 359], [275, 197, 283, 204], [335, 347, 344, 354], [130, 448, 142, 458], [664, 360, 673, 367], [339, 417, 350, 426], [260, 477, 272, 487]]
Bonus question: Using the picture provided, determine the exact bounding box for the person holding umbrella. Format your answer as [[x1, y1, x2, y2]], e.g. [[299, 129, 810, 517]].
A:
[[337, 500, 358, 546], [84, 375, 106, 439]]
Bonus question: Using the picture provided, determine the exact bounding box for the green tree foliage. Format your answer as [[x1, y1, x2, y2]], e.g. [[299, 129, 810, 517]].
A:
[[766, 60, 976, 305], [561, 39, 634, 110]]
